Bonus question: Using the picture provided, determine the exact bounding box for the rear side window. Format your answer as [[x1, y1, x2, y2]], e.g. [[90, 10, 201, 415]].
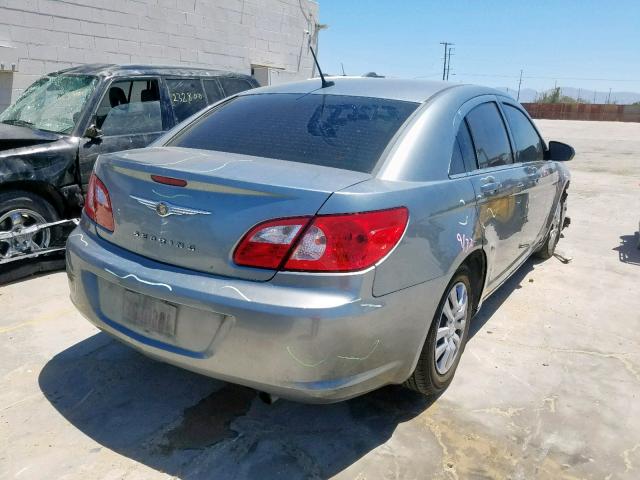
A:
[[218, 77, 254, 97], [450, 138, 465, 175], [450, 121, 477, 175], [203, 79, 224, 104], [168, 93, 418, 173], [503, 104, 544, 162], [465, 102, 513, 169], [166, 78, 207, 122]]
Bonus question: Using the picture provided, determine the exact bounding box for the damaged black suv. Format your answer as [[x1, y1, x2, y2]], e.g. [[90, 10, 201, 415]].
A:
[[0, 64, 258, 267]]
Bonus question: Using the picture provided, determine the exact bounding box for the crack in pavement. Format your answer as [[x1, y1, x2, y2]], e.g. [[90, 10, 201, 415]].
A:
[[486, 338, 640, 383]]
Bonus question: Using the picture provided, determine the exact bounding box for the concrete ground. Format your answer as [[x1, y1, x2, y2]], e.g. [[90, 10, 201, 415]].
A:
[[1, 120, 639, 480]]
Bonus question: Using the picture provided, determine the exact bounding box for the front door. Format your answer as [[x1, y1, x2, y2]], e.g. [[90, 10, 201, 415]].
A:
[[78, 78, 167, 189], [501, 102, 560, 248]]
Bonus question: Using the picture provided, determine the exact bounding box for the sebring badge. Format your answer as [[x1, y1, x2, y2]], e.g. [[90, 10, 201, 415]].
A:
[[130, 195, 211, 217]]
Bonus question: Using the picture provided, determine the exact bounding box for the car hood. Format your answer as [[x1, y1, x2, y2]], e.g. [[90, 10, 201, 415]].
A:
[[0, 122, 64, 151]]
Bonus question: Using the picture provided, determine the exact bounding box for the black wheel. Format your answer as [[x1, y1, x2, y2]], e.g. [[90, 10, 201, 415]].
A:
[[535, 199, 563, 260], [405, 266, 473, 397], [0, 190, 59, 262]]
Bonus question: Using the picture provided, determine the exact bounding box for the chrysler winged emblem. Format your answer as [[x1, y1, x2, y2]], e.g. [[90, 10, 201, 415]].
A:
[[130, 195, 211, 217]]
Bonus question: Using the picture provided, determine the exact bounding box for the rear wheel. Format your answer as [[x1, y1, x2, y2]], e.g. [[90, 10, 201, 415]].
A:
[[405, 267, 473, 396], [535, 199, 563, 260], [0, 190, 59, 262]]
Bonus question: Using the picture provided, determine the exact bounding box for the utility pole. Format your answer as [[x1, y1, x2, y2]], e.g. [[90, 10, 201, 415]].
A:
[[440, 42, 453, 81], [341, 63, 346, 76], [577, 88, 581, 103], [607, 88, 612, 104], [593, 90, 597, 103], [446, 47, 454, 81], [517, 69, 523, 101]]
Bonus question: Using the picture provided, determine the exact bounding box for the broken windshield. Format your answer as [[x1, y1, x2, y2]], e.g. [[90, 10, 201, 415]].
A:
[[0, 74, 97, 134]]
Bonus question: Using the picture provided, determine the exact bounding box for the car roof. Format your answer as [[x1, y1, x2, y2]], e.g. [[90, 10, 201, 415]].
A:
[[242, 76, 506, 103], [49, 63, 254, 80]]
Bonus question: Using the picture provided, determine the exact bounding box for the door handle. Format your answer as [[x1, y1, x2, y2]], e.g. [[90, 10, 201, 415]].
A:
[[480, 181, 502, 194], [525, 166, 540, 178]]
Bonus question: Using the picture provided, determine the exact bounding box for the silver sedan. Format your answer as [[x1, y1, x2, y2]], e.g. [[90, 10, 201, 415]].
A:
[[66, 77, 573, 403]]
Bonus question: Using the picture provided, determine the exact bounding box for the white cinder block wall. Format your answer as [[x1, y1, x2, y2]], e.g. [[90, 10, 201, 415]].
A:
[[0, 0, 319, 111]]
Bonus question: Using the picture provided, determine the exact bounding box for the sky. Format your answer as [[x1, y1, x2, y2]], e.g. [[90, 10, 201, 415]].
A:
[[317, 0, 640, 96]]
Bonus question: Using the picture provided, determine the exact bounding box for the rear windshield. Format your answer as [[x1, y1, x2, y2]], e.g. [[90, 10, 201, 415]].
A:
[[168, 93, 419, 173]]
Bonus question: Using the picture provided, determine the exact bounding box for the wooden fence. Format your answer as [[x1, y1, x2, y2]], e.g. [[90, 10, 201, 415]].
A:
[[522, 103, 640, 122]]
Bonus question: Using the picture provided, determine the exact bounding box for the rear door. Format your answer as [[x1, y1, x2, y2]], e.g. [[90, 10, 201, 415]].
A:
[[78, 77, 167, 188], [501, 101, 559, 247], [462, 98, 533, 289]]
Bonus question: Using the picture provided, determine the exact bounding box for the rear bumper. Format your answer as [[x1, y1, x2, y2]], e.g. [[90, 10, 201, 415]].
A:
[[66, 224, 443, 403]]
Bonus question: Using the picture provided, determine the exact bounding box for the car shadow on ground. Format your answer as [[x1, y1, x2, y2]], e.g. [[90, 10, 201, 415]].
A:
[[0, 253, 65, 285], [38, 332, 436, 479], [37, 258, 537, 479], [612, 233, 640, 266]]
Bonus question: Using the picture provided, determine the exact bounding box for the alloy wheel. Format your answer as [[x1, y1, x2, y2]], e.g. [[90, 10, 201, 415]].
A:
[[0, 209, 51, 260], [548, 203, 562, 251], [434, 281, 468, 375]]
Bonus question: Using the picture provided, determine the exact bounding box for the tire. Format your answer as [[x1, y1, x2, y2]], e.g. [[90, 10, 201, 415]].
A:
[[0, 190, 59, 263], [405, 266, 473, 397], [534, 199, 563, 260]]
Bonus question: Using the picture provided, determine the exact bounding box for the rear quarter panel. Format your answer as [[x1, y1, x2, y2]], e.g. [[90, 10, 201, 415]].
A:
[[318, 177, 482, 297]]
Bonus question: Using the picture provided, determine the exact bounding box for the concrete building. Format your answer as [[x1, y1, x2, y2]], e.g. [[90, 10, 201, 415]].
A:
[[0, 0, 320, 112]]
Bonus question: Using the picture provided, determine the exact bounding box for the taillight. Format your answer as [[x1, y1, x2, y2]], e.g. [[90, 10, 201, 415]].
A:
[[84, 173, 115, 232], [234, 217, 312, 269], [233, 207, 408, 272]]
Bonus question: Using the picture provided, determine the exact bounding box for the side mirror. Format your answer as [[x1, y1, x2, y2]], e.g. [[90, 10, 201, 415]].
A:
[[83, 123, 102, 140], [547, 141, 574, 161]]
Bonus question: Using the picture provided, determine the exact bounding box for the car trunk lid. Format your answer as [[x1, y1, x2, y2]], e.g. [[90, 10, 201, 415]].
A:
[[94, 147, 371, 281]]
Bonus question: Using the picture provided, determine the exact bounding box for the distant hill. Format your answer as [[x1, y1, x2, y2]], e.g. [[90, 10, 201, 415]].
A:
[[496, 87, 640, 105]]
